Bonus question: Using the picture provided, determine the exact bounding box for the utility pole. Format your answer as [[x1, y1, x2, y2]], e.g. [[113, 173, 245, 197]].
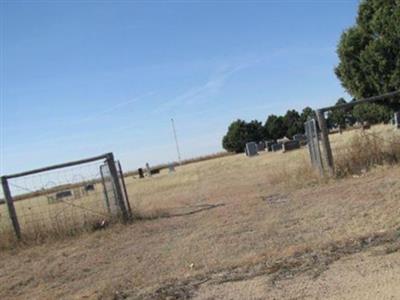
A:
[[171, 118, 182, 164]]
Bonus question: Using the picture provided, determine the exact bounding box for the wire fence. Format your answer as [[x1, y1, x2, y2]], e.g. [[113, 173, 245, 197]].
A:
[[0, 153, 131, 245]]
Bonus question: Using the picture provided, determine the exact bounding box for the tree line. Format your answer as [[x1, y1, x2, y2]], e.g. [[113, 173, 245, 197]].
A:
[[223, 0, 399, 153], [222, 99, 395, 153]]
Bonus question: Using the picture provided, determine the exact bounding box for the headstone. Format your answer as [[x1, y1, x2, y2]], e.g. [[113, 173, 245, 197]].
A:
[[277, 137, 290, 145], [271, 143, 283, 152], [394, 112, 400, 129], [257, 141, 266, 151], [265, 140, 275, 152], [56, 190, 72, 200], [245, 142, 258, 157], [283, 140, 301, 152], [145, 163, 152, 177], [293, 133, 307, 146], [150, 168, 160, 175], [84, 184, 95, 191], [138, 168, 144, 178], [293, 133, 306, 141]]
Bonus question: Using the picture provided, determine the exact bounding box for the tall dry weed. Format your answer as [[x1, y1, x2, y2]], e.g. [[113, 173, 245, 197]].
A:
[[334, 130, 400, 177], [268, 156, 323, 189]]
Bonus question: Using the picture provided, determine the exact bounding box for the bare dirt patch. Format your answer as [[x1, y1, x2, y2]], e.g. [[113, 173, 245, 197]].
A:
[[132, 229, 400, 300]]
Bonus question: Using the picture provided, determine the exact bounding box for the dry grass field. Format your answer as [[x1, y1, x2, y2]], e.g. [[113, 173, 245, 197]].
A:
[[0, 125, 399, 299], [0, 184, 112, 245]]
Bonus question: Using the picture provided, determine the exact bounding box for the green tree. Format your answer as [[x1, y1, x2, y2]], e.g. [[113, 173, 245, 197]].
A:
[[264, 115, 287, 140], [335, 0, 400, 107], [352, 102, 392, 124], [222, 119, 264, 153], [330, 98, 349, 128], [300, 106, 315, 123], [246, 120, 264, 142], [283, 109, 303, 138], [222, 120, 248, 153]]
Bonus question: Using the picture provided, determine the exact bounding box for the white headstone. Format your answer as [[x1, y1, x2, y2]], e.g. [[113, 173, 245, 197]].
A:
[[145, 162, 152, 177]]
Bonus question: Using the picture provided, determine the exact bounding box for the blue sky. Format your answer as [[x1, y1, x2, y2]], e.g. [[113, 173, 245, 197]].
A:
[[1, 0, 359, 175]]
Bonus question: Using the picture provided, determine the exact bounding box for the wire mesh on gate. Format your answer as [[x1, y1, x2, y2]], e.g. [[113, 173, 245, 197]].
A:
[[0, 153, 130, 242]]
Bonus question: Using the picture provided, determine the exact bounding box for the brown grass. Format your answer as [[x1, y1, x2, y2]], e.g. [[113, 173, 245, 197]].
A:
[[334, 126, 400, 177], [1, 125, 399, 299], [2, 125, 398, 249], [0, 185, 121, 250], [1, 160, 396, 299]]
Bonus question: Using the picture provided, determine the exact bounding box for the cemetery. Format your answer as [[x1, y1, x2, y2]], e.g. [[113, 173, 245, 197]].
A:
[[282, 140, 301, 152], [2, 0, 400, 298], [265, 140, 275, 151], [271, 143, 283, 152], [244, 135, 305, 157], [1, 123, 399, 300]]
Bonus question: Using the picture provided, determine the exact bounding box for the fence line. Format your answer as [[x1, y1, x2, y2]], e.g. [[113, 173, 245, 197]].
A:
[[309, 91, 400, 176], [0, 153, 131, 242]]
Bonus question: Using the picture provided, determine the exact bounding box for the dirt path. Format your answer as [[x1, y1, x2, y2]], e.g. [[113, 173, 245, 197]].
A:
[[192, 246, 400, 300], [132, 230, 400, 299]]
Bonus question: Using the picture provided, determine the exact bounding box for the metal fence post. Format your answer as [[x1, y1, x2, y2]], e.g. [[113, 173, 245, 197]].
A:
[[305, 121, 316, 166], [106, 153, 129, 221], [316, 109, 334, 176], [305, 119, 324, 177], [117, 161, 132, 218], [311, 119, 324, 177], [1, 176, 21, 239]]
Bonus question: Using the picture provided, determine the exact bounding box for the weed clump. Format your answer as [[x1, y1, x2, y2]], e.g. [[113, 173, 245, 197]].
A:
[[334, 130, 400, 177]]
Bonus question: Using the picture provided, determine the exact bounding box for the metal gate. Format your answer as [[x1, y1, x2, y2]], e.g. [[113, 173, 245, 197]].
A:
[[100, 160, 132, 218], [1, 152, 131, 241]]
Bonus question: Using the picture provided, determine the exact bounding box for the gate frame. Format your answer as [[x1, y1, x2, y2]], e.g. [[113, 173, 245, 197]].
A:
[[314, 90, 400, 176], [1, 152, 129, 239], [99, 158, 132, 219], [117, 160, 132, 218]]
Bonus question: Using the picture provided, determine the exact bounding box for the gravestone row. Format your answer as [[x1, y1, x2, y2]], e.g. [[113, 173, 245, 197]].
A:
[[245, 134, 305, 157]]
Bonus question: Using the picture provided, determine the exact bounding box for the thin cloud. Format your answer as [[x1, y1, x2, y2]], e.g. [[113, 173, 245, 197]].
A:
[[76, 91, 155, 124], [153, 62, 253, 113], [159, 45, 336, 112]]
